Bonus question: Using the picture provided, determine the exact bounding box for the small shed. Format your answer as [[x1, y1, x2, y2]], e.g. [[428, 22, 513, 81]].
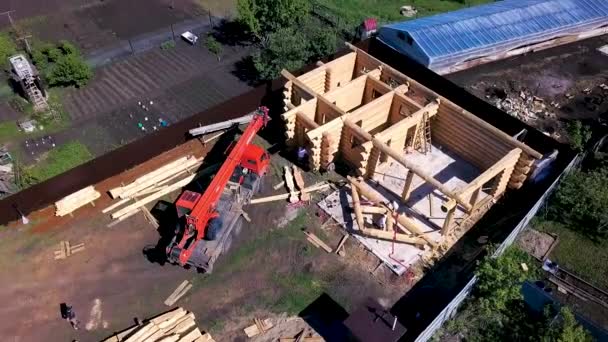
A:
[[378, 0, 608, 73]]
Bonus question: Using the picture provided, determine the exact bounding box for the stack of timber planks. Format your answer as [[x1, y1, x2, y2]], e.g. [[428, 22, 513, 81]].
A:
[[55, 186, 101, 216], [103, 307, 214, 342], [104, 156, 204, 225]]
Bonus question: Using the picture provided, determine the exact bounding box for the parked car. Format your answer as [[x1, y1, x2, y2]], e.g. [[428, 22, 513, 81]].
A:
[[181, 31, 198, 45]]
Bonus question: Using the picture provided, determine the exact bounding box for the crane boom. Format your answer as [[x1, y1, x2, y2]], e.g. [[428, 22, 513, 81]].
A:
[[173, 107, 269, 266]]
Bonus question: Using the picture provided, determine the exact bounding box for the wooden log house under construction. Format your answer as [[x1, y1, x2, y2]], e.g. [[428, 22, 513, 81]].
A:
[[281, 44, 544, 267]]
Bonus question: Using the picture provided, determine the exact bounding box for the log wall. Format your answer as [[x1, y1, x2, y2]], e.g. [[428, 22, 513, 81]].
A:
[[433, 102, 512, 170]]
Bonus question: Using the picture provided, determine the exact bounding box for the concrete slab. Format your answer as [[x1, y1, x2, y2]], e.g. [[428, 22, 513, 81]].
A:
[[318, 144, 489, 276], [372, 144, 489, 231]]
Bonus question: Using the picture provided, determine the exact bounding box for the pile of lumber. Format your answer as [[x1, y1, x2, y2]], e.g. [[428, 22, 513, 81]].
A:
[[103, 307, 214, 342], [53, 240, 85, 260], [244, 318, 273, 338], [55, 186, 101, 216], [104, 156, 206, 225]]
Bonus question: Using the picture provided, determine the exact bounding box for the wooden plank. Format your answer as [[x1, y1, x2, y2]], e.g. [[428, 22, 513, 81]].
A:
[[284, 166, 299, 203], [249, 182, 330, 204], [360, 228, 426, 245], [350, 186, 364, 230], [279, 337, 324, 342], [111, 174, 197, 219], [348, 176, 438, 247], [303, 231, 332, 253], [118, 157, 201, 199], [150, 308, 187, 325], [345, 122, 472, 211], [164, 281, 192, 306], [244, 318, 273, 338], [109, 157, 189, 198], [292, 166, 310, 201], [178, 328, 203, 342], [360, 206, 388, 214], [335, 234, 349, 255], [457, 148, 521, 198]]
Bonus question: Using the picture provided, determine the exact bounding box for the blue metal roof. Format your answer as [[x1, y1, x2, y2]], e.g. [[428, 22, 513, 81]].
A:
[[382, 0, 608, 60]]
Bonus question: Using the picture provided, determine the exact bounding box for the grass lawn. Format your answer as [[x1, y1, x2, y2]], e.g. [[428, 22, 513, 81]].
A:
[[21, 141, 92, 186], [196, 0, 237, 18], [315, 0, 494, 25], [534, 219, 608, 291], [0, 120, 22, 143]]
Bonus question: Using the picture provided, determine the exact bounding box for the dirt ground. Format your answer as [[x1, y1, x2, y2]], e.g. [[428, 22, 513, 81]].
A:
[[0, 135, 409, 342], [2, 0, 210, 53], [517, 228, 556, 260], [448, 34, 608, 140]]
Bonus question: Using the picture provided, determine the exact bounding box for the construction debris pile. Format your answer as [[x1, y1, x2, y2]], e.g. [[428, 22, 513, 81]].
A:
[[486, 87, 559, 124], [103, 307, 214, 342]]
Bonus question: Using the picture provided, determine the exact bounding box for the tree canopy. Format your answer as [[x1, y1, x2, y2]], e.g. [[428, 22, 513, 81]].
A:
[[0, 33, 17, 65], [237, 0, 311, 38], [475, 247, 537, 314], [549, 168, 608, 240], [252, 27, 311, 80], [31, 41, 93, 88]]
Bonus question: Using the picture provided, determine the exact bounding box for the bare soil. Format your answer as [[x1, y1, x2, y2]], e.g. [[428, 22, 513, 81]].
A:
[[0, 136, 407, 342], [448, 34, 608, 139], [517, 228, 556, 260]]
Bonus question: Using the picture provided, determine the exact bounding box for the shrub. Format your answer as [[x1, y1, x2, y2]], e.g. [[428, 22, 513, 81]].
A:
[[567, 120, 591, 152], [549, 169, 608, 239], [160, 40, 176, 50], [46, 54, 93, 88], [206, 35, 223, 61]]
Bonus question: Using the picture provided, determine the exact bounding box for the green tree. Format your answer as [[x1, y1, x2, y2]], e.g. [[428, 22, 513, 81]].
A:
[[31, 49, 49, 70], [46, 47, 63, 63], [59, 40, 78, 55], [475, 247, 536, 314], [550, 169, 608, 239], [306, 24, 338, 60], [0, 33, 17, 66], [542, 307, 593, 342], [237, 0, 311, 38], [567, 120, 591, 152], [46, 54, 93, 87], [206, 35, 223, 61], [252, 27, 311, 80]]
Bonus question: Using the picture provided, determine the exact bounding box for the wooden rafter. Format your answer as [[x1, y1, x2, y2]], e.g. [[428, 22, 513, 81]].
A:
[[457, 148, 522, 198], [348, 176, 438, 247], [376, 100, 439, 141], [345, 121, 473, 211]]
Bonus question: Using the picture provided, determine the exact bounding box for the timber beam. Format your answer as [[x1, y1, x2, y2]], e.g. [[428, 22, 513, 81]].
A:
[[344, 122, 473, 211], [457, 148, 522, 198], [348, 176, 438, 247]]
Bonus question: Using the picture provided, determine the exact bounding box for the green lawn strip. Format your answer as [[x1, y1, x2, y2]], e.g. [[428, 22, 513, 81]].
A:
[[23, 141, 92, 185], [534, 220, 608, 291], [315, 0, 494, 26], [0, 120, 22, 142]]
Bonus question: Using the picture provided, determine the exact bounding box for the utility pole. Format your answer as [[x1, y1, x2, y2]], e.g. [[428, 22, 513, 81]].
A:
[[17, 34, 32, 54], [1, 10, 33, 55], [0, 10, 15, 26]]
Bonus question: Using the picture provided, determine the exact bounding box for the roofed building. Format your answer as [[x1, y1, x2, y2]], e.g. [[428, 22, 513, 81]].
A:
[[378, 0, 608, 74]]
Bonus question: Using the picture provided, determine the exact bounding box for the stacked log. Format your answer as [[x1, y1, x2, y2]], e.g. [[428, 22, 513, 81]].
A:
[[283, 81, 293, 112], [102, 307, 214, 342], [509, 155, 536, 189], [55, 186, 101, 217]]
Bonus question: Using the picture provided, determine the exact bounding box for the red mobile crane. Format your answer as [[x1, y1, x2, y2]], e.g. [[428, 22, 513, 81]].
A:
[[166, 107, 270, 272]]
